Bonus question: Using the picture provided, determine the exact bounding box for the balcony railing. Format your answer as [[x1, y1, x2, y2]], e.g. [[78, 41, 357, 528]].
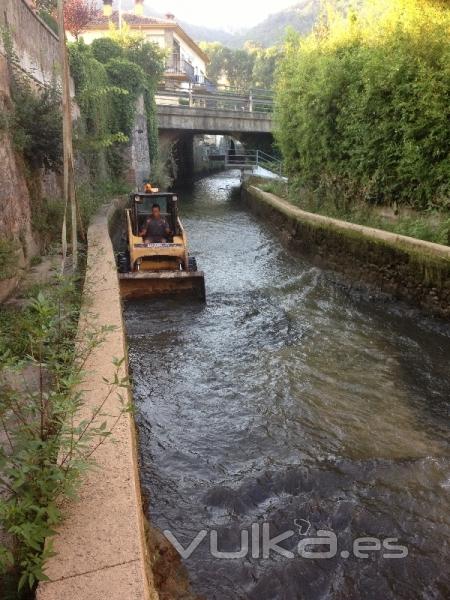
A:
[[165, 55, 195, 81]]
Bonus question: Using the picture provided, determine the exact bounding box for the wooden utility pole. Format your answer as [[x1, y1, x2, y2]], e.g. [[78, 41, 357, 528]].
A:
[[57, 0, 78, 273]]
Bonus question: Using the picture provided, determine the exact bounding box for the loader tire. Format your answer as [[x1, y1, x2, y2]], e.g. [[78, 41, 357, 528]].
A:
[[117, 251, 131, 273], [188, 256, 198, 272]]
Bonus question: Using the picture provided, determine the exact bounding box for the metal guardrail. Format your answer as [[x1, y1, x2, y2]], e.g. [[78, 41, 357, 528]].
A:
[[156, 88, 274, 114], [216, 149, 284, 177]]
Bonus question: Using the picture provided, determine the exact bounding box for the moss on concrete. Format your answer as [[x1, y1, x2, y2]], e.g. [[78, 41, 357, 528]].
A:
[[243, 183, 450, 319]]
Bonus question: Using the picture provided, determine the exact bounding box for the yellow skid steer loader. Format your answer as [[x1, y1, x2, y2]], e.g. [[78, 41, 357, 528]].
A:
[[117, 192, 205, 301]]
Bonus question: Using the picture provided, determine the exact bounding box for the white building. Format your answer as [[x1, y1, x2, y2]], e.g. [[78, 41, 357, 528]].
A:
[[80, 11, 209, 89]]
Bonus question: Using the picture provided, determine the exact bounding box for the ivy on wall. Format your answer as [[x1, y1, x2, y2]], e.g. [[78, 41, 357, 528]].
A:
[[69, 28, 164, 178]]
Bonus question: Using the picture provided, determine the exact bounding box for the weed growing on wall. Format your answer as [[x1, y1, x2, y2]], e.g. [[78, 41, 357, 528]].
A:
[[0, 240, 20, 281], [1, 28, 62, 172], [255, 177, 450, 245]]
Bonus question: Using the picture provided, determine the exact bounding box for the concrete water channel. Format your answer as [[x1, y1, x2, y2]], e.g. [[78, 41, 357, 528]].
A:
[[124, 172, 450, 600]]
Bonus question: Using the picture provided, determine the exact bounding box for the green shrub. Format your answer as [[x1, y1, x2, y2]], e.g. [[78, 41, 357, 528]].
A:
[[121, 38, 164, 159], [70, 42, 128, 178], [0, 279, 130, 592], [31, 198, 65, 250], [76, 179, 129, 228], [275, 0, 450, 211], [69, 34, 164, 177], [91, 38, 123, 64], [105, 58, 146, 136]]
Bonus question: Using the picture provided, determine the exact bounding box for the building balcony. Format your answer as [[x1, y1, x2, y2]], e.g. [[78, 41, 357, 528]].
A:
[[165, 56, 195, 82]]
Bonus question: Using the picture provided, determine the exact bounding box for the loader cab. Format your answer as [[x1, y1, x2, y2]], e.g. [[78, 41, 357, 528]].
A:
[[130, 192, 180, 237]]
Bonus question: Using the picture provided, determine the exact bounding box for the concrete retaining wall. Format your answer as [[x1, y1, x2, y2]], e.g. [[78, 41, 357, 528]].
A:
[[125, 95, 152, 188], [38, 201, 159, 600], [242, 184, 450, 319]]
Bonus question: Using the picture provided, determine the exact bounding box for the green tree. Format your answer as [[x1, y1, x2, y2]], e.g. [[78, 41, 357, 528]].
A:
[[69, 30, 165, 176], [91, 37, 124, 64], [225, 48, 255, 91], [251, 46, 283, 90], [200, 41, 281, 91], [199, 42, 229, 84]]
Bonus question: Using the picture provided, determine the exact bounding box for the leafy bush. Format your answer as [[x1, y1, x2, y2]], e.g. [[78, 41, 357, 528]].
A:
[[121, 37, 164, 159], [31, 197, 65, 251], [105, 58, 146, 136], [76, 179, 130, 228], [275, 0, 450, 211], [123, 37, 165, 84], [12, 84, 62, 171], [69, 32, 164, 176], [0, 280, 129, 592], [70, 41, 123, 176], [91, 37, 123, 64]]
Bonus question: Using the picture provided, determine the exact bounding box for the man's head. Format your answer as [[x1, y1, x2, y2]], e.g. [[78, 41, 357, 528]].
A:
[[151, 203, 161, 219]]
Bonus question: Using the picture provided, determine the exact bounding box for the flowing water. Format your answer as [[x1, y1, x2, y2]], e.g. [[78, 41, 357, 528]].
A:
[[124, 173, 450, 600]]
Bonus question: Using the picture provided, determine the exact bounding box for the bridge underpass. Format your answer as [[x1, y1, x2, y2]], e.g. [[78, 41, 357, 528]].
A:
[[155, 88, 275, 180]]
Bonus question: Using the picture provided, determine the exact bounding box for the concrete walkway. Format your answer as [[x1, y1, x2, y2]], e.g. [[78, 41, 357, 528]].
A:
[[38, 203, 158, 600]]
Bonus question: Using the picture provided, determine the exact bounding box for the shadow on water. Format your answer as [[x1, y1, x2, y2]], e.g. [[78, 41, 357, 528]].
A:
[[124, 172, 450, 600]]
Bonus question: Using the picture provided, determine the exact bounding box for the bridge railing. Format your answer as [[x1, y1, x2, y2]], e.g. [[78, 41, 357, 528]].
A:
[[210, 149, 284, 177], [155, 88, 274, 114]]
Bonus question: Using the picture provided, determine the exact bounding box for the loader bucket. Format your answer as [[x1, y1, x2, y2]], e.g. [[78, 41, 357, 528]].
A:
[[119, 271, 206, 301]]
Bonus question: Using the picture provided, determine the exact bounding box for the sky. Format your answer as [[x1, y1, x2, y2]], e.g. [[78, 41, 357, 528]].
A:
[[139, 0, 297, 30]]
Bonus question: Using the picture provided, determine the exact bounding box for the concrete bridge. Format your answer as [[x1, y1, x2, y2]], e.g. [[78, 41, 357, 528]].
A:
[[156, 88, 273, 135], [156, 105, 273, 135], [156, 88, 274, 178]]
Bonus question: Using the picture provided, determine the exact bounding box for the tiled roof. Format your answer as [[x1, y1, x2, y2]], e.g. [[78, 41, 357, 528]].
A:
[[89, 11, 174, 28]]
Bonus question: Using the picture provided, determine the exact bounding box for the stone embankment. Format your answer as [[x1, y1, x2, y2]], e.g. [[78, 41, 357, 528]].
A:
[[242, 183, 450, 319]]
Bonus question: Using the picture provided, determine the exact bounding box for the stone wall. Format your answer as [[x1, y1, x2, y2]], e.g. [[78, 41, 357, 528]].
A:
[[0, 1, 62, 301], [0, 1, 152, 301], [0, 54, 37, 301], [242, 184, 450, 320], [0, 0, 60, 86]]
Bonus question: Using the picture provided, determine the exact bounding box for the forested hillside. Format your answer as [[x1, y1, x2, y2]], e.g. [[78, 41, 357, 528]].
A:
[[232, 0, 321, 47], [115, 0, 323, 47]]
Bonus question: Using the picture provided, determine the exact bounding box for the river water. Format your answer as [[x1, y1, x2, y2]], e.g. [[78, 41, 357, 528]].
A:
[[124, 173, 450, 600]]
